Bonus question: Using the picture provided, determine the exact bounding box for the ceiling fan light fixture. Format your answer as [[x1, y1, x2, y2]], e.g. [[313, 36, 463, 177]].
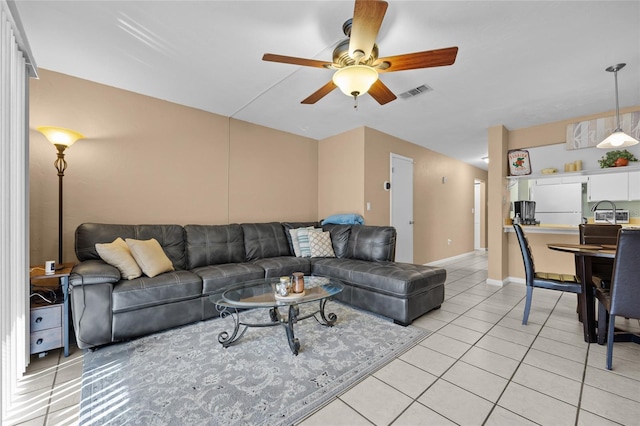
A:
[[332, 65, 378, 98], [597, 63, 639, 149]]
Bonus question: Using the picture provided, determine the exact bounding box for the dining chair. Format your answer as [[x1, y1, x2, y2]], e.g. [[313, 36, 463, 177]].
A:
[[575, 224, 621, 321], [579, 224, 621, 289], [513, 224, 582, 325], [594, 227, 640, 370]]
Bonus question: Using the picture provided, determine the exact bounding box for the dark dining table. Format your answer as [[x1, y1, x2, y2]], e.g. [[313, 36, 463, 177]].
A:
[[547, 243, 616, 343]]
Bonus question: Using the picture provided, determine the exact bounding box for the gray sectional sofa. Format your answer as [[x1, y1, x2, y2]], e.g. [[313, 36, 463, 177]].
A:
[[69, 222, 446, 350]]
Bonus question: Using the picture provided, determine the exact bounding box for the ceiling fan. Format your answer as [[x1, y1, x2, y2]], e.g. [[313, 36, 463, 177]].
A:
[[262, 0, 458, 106]]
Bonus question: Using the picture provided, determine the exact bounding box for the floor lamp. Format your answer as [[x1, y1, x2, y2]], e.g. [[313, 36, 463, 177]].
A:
[[36, 126, 84, 264]]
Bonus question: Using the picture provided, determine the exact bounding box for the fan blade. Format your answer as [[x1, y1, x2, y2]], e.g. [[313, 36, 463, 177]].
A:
[[349, 0, 388, 61], [262, 53, 332, 69], [368, 79, 396, 105], [375, 46, 458, 72], [301, 81, 337, 104]]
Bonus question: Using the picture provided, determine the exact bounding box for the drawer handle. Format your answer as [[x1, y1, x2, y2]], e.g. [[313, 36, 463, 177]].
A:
[[36, 338, 43, 345], [35, 317, 43, 323]]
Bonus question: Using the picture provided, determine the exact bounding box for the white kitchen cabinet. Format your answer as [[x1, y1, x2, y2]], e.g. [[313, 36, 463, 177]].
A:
[[628, 171, 640, 200], [560, 175, 588, 184], [534, 177, 563, 185], [588, 173, 628, 201]]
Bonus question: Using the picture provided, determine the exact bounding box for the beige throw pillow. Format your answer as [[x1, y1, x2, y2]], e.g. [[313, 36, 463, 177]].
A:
[[95, 237, 142, 280], [125, 238, 174, 278], [309, 231, 336, 258]]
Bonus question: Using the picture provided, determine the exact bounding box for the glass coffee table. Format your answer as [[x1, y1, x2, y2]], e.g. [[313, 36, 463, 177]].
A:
[[210, 276, 343, 355]]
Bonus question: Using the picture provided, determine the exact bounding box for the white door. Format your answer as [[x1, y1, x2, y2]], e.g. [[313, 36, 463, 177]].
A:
[[391, 154, 414, 263], [474, 181, 481, 250]]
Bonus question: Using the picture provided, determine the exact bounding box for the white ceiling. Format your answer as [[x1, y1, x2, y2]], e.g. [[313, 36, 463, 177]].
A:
[[15, 1, 640, 170]]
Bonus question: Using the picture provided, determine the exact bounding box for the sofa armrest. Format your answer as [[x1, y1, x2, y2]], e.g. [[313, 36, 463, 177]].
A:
[[70, 259, 121, 286]]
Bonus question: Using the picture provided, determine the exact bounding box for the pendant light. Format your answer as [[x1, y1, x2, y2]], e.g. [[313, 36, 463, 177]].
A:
[[597, 63, 639, 149]]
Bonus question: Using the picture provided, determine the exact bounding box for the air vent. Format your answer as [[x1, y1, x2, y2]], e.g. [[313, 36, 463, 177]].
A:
[[398, 84, 433, 99]]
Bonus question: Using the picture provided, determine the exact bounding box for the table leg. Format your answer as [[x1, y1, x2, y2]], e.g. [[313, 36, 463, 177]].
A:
[[61, 276, 70, 357], [284, 304, 300, 355], [577, 255, 597, 343], [317, 298, 338, 326], [216, 306, 248, 348]]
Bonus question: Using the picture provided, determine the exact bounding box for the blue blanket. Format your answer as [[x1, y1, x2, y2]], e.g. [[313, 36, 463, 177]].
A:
[[321, 213, 365, 225]]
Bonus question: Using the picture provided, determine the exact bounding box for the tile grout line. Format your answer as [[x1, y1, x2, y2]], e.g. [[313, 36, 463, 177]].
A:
[[386, 278, 526, 425], [574, 342, 591, 426], [480, 293, 566, 425]]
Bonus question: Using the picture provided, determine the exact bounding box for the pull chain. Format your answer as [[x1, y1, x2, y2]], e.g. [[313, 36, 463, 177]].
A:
[[351, 91, 360, 110]]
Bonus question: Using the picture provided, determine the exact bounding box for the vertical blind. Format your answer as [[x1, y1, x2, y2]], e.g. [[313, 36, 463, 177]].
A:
[[0, 0, 36, 420]]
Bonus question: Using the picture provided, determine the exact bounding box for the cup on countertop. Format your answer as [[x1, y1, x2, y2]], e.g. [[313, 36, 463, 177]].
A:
[[45, 260, 55, 275]]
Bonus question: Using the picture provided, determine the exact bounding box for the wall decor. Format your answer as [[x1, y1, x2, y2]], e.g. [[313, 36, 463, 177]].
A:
[[566, 111, 640, 150], [508, 149, 531, 176]]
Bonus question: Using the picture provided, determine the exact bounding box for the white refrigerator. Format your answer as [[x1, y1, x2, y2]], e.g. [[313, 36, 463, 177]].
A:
[[530, 183, 583, 225]]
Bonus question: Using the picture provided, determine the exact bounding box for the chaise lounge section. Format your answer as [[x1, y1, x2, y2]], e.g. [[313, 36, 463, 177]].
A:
[[70, 222, 446, 349]]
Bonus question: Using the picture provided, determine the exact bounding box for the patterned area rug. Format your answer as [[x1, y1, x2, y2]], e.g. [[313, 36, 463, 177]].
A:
[[80, 301, 430, 425]]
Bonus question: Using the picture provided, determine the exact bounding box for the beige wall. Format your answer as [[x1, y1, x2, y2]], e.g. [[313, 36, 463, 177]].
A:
[[228, 119, 318, 223], [319, 127, 488, 265], [487, 125, 509, 283], [317, 128, 365, 220], [30, 70, 318, 264], [508, 232, 578, 278], [488, 105, 640, 282], [30, 69, 487, 267]]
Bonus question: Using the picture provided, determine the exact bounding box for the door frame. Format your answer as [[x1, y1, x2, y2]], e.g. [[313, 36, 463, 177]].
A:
[[390, 153, 414, 263]]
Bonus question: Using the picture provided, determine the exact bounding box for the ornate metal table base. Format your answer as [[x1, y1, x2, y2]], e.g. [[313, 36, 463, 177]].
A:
[[216, 298, 337, 355]]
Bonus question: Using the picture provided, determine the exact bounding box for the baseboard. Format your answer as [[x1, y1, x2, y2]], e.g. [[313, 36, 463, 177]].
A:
[[485, 278, 507, 286], [486, 276, 524, 286], [425, 250, 479, 266]]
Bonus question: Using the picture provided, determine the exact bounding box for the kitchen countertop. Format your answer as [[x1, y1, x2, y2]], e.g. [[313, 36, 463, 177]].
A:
[[503, 223, 640, 234], [503, 224, 579, 234]]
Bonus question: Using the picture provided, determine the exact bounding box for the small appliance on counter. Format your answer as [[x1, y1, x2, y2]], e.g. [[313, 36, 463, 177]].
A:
[[594, 209, 629, 224], [512, 200, 539, 225]]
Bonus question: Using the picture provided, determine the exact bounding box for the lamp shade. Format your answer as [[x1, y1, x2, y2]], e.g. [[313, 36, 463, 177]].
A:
[[332, 65, 378, 97], [596, 130, 639, 149], [37, 126, 84, 147], [597, 63, 639, 149]]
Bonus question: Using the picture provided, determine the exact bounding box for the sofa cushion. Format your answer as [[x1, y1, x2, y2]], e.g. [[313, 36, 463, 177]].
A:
[[242, 222, 292, 260], [95, 237, 142, 280], [251, 257, 311, 278], [126, 238, 175, 278], [111, 270, 202, 313], [185, 224, 245, 269], [345, 225, 396, 262], [312, 258, 446, 298], [321, 224, 351, 258], [192, 263, 265, 295], [75, 223, 186, 270]]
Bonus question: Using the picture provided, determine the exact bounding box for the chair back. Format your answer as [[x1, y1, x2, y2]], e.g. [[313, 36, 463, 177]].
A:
[[610, 228, 640, 318], [579, 224, 621, 246], [513, 224, 535, 287], [580, 224, 621, 286]]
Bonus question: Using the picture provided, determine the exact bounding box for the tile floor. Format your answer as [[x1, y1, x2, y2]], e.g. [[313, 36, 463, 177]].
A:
[[7, 251, 640, 425]]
